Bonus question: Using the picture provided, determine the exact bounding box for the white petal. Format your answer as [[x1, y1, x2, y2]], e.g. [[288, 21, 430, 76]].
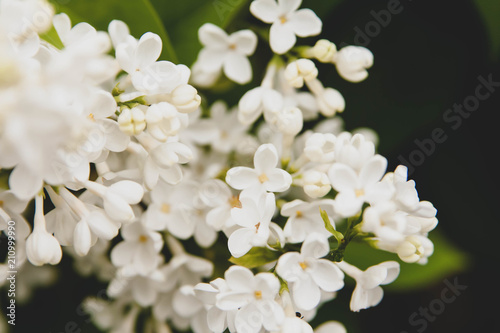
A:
[[254, 144, 279, 173], [135, 32, 162, 69], [132, 279, 157, 306], [207, 307, 227, 332], [109, 181, 144, 204], [293, 275, 321, 311], [86, 210, 119, 240], [311, 259, 344, 292], [223, 53, 252, 84], [315, 321, 347, 333], [52, 13, 71, 44], [9, 164, 43, 201], [301, 233, 329, 259], [328, 164, 358, 193], [276, 252, 302, 281], [228, 228, 254, 258], [229, 30, 258, 55], [226, 167, 258, 190], [110, 241, 135, 266], [350, 285, 383, 312], [269, 22, 296, 54], [250, 0, 280, 23], [288, 9, 322, 37], [278, 0, 302, 14], [264, 168, 292, 192], [198, 23, 228, 48], [196, 48, 225, 73], [359, 155, 387, 188], [73, 220, 92, 256], [225, 265, 255, 292], [100, 119, 130, 152], [108, 19, 130, 47]]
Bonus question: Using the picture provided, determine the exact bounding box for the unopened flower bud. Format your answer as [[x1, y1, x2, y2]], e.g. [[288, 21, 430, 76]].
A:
[[303, 170, 331, 198], [170, 84, 201, 113], [304, 133, 336, 163], [284, 59, 318, 88], [312, 39, 337, 63], [275, 106, 303, 136], [317, 87, 345, 117], [396, 235, 433, 264], [118, 107, 146, 135], [145, 102, 181, 141], [26, 196, 62, 266], [334, 46, 373, 83]]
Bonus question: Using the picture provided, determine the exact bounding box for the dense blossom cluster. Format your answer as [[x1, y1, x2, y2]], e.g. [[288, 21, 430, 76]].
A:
[[0, 0, 438, 332]]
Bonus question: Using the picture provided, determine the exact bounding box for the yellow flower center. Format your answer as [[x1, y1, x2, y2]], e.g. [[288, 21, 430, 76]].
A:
[[161, 203, 171, 214], [254, 290, 262, 299], [355, 189, 365, 197], [138, 235, 148, 243], [258, 173, 268, 183], [228, 195, 242, 208], [299, 262, 308, 270]]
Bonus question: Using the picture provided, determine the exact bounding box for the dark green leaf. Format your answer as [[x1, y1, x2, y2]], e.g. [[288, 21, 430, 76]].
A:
[[474, 0, 500, 59]]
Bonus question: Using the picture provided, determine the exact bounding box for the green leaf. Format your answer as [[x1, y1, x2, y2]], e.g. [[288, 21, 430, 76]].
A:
[[474, 0, 500, 60], [343, 231, 470, 291], [229, 247, 280, 269], [49, 0, 177, 62], [320, 207, 344, 242], [39, 25, 64, 49], [151, 0, 250, 66]]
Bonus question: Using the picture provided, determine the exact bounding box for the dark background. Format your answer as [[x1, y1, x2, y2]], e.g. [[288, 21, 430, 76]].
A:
[[8, 0, 499, 332]]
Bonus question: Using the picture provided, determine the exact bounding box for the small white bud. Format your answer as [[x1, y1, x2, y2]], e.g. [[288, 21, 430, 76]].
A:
[[303, 170, 331, 198], [304, 133, 336, 163], [396, 235, 434, 264], [118, 107, 146, 135], [317, 87, 345, 117], [312, 39, 337, 63], [334, 46, 374, 83], [275, 106, 303, 136], [284, 59, 318, 88], [170, 84, 201, 113]]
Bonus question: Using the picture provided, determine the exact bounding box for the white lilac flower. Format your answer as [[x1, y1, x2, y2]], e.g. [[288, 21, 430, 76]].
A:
[[226, 143, 292, 193], [194, 278, 236, 333], [193, 23, 257, 84], [238, 85, 284, 125], [228, 191, 276, 258], [141, 138, 193, 189], [172, 285, 211, 333], [388, 165, 437, 219], [216, 266, 285, 333], [276, 233, 344, 310], [281, 199, 334, 243], [336, 260, 399, 312], [110, 221, 163, 274], [107, 266, 166, 307], [189, 101, 251, 153], [250, 0, 322, 54], [329, 154, 394, 217]]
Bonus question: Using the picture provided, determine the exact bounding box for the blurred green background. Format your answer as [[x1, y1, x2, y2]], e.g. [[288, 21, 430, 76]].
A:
[[6, 0, 500, 332]]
